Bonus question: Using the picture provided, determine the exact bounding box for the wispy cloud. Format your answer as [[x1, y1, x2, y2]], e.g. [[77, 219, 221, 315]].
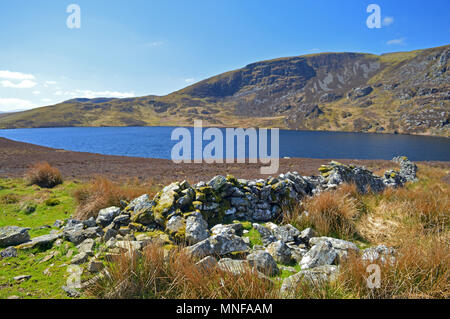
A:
[[184, 78, 195, 84], [43, 80, 57, 87], [0, 70, 35, 80], [1, 79, 37, 88], [382, 16, 394, 27], [0, 98, 35, 112], [54, 89, 135, 99], [146, 41, 165, 47], [387, 37, 406, 45]]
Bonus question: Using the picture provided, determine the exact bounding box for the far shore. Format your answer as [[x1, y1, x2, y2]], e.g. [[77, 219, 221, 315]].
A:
[[1, 137, 449, 185]]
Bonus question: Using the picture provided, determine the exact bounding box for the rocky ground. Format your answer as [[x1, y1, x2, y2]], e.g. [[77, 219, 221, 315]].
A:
[[0, 156, 427, 298]]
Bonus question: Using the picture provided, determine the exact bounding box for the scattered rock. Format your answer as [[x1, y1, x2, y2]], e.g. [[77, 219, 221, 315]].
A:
[[0, 226, 30, 248], [266, 240, 292, 264], [246, 250, 279, 276], [13, 275, 31, 282], [96, 206, 120, 227], [1, 246, 17, 258], [71, 252, 89, 265], [280, 265, 339, 297], [186, 234, 249, 258], [16, 232, 62, 250], [300, 240, 337, 269], [217, 258, 250, 276]]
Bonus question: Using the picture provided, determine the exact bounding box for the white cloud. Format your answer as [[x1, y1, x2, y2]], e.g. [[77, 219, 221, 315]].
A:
[[0, 98, 35, 112], [44, 80, 57, 87], [382, 16, 394, 27], [1, 79, 37, 88], [387, 37, 406, 45], [41, 98, 53, 103], [55, 89, 135, 99], [32, 90, 41, 95], [184, 78, 195, 84], [0, 70, 35, 80], [146, 41, 165, 47]]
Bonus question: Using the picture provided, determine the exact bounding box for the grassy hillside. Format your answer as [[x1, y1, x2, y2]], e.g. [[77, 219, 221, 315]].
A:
[[0, 45, 448, 136]]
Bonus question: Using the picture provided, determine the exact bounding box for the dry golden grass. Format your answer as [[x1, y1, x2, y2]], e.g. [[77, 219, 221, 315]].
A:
[[283, 183, 362, 240], [73, 176, 156, 220], [336, 236, 450, 299], [88, 243, 278, 299], [25, 162, 63, 188], [87, 163, 449, 299]]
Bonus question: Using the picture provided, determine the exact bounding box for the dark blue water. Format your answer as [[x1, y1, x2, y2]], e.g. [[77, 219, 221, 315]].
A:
[[0, 127, 448, 161]]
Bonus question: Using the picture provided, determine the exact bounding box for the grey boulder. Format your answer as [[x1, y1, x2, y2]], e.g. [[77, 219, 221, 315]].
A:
[[0, 226, 30, 248], [246, 250, 279, 276], [280, 265, 339, 298], [266, 240, 292, 264], [186, 234, 249, 258], [96, 206, 121, 227], [300, 240, 337, 269], [185, 212, 209, 245]]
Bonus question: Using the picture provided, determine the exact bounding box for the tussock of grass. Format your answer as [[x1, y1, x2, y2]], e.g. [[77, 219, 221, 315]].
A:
[[88, 243, 278, 299], [73, 176, 156, 220], [283, 183, 362, 240], [335, 237, 450, 299], [25, 162, 63, 189]]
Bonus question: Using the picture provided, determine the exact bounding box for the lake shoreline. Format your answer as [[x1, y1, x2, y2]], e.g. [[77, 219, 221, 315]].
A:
[[0, 124, 448, 138], [1, 137, 449, 185]]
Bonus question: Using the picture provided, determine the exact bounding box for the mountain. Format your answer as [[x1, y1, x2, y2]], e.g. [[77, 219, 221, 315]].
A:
[[0, 45, 448, 136]]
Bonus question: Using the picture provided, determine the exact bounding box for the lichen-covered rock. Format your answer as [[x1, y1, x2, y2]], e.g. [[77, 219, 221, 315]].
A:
[[63, 223, 85, 245], [217, 258, 250, 276], [185, 212, 209, 245], [309, 237, 359, 262], [166, 215, 186, 241], [71, 252, 89, 265], [280, 265, 339, 297], [300, 240, 337, 269], [211, 223, 243, 236], [246, 250, 279, 276], [186, 234, 249, 258], [16, 232, 62, 250], [0, 226, 30, 248], [298, 228, 318, 245], [96, 207, 121, 227], [272, 224, 301, 243], [253, 223, 276, 246], [320, 161, 386, 193], [266, 240, 292, 264], [153, 183, 180, 225]]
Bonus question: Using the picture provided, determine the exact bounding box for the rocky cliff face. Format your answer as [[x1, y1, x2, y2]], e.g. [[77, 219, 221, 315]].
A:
[[0, 45, 448, 136]]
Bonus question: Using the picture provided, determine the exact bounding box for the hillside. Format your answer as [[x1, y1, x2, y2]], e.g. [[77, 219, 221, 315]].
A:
[[0, 45, 448, 136]]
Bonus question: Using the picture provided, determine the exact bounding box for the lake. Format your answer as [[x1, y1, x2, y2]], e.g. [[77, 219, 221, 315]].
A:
[[0, 127, 449, 161]]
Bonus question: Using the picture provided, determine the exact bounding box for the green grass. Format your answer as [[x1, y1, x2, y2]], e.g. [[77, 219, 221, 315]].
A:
[[0, 178, 84, 298], [0, 240, 81, 299], [0, 178, 78, 237], [243, 227, 263, 247]]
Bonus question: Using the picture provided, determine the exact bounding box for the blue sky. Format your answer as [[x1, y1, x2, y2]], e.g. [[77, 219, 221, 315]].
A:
[[0, 0, 449, 112]]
